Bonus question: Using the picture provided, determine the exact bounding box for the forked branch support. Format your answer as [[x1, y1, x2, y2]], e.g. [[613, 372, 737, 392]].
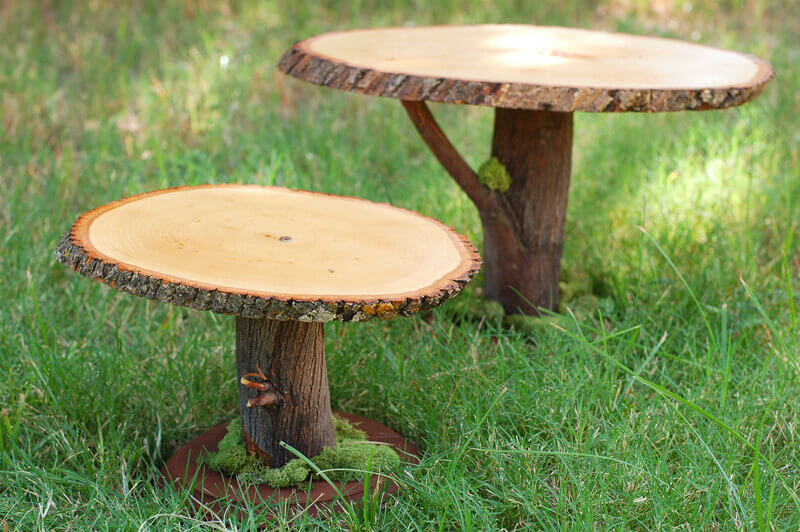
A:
[[401, 100, 492, 211], [401, 100, 574, 315]]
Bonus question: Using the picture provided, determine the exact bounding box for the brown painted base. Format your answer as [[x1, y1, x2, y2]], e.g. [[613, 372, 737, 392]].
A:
[[161, 412, 420, 520]]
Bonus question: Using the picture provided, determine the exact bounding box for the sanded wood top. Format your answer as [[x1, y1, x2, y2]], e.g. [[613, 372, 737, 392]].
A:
[[56, 185, 481, 322], [279, 24, 773, 112]]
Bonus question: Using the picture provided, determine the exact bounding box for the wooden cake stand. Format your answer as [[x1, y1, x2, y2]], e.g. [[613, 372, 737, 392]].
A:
[[279, 24, 774, 315], [55, 184, 481, 514]]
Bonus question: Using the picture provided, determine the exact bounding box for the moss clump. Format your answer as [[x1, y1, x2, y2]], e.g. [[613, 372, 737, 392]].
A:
[[199, 415, 401, 488], [478, 157, 512, 192]]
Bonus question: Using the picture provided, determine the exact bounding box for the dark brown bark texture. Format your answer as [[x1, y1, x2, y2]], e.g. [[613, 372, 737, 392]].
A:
[[482, 109, 573, 314], [236, 317, 335, 467], [55, 230, 480, 322], [278, 45, 772, 112]]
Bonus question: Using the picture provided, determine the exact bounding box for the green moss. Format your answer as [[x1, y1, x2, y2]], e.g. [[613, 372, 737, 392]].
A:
[[478, 157, 512, 192], [333, 414, 367, 441], [199, 414, 401, 488]]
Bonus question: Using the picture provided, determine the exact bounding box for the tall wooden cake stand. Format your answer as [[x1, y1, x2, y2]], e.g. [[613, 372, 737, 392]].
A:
[[279, 24, 773, 314]]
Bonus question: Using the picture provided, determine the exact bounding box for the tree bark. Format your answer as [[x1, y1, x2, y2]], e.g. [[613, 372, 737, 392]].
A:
[[235, 317, 336, 467], [481, 109, 573, 315]]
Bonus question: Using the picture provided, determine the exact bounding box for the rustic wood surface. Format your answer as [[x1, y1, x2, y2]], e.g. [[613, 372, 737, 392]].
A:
[[55, 184, 481, 322], [279, 25, 773, 112], [236, 317, 335, 467]]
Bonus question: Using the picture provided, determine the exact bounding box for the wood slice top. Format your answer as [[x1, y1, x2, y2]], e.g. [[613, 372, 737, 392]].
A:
[[279, 24, 773, 112], [56, 185, 481, 322]]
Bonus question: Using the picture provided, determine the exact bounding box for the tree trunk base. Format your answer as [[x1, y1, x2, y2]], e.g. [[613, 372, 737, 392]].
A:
[[482, 109, 573, 315], [236, 317, 336, 468]]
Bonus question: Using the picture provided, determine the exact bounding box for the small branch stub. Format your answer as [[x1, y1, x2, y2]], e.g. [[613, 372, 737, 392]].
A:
[[240, 376, 272, 391], [241, 366, 284, 408], [247, 391, 283, 409]]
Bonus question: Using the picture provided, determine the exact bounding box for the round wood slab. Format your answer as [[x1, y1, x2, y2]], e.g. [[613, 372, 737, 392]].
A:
[[161, 412, 420, 519], [279, 24, 773, 112], [56, 185, 481, 321]]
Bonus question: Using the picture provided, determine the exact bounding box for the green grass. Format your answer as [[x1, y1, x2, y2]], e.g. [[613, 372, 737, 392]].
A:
[[1, 0, 799, 528]]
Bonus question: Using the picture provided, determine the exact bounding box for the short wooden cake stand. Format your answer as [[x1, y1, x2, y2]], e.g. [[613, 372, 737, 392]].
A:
[[55, 184, 481, 515], [279, 24, 774, 315]]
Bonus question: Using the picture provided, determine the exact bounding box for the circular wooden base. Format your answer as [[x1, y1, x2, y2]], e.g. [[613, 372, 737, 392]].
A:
[[161, 412, 420, 520]]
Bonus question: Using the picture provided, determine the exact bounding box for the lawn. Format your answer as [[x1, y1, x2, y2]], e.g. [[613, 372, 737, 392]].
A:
[[1, 0, 799, 529]]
